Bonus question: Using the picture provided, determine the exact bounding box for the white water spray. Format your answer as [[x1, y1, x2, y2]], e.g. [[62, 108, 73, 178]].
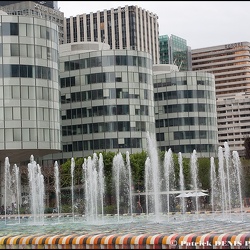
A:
[[164, 148, 175, 221], [54, 161, 60, 222], [28, 155, 45, 224], [146, 132, 162, 221], [190, 150, 199, 218], [178, 152, 185, 218], [71, 158, 75, 222]]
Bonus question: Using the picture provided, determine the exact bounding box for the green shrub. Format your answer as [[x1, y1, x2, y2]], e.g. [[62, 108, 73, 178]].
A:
[[44, 207, 53, 213], [19, 207, 26, 214], [104, 205, 116, 214], [61, 204, 72, 213]]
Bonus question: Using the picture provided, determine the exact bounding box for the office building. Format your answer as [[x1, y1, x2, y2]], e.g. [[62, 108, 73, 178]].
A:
[[159, 34, 192, 71], [0, 1, 64, 44], [154, 64, 218, 158], [0, 10, 61, 204], [192, 42, 250, 154], [0, 1, 57, 9], [63, 5, 160, 64], [0, 10, 61, 169], [216, 92, 250, 153], [42, 42, 156, 165]]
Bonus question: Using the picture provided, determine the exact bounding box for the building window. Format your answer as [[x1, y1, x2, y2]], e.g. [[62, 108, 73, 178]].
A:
[[2, 22, 19, 36]]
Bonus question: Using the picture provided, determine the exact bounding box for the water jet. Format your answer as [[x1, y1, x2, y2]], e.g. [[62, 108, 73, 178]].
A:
[[2, 135, 248, 249]]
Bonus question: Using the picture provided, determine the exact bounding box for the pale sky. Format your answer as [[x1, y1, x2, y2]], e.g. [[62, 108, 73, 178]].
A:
[[57, 1, 250, 50]]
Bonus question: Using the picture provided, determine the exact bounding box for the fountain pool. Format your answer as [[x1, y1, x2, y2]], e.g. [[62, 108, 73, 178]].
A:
[[2, 134, 250, 249], [1, 212, 250, 249]]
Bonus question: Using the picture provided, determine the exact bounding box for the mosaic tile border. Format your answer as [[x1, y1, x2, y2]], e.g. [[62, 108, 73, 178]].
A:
[[0, 233, 250, 249]]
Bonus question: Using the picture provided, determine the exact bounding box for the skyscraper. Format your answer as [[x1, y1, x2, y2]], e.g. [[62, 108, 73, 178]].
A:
[[63, 5, 160, 64], [0, 1, 64, 43], [0, 11, 61, 164], [192, 41, 250, 154], [0, 1, 57, 9]]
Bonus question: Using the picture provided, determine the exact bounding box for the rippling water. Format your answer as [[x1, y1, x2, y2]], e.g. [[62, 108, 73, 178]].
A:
[[1, 213, 249, 237]]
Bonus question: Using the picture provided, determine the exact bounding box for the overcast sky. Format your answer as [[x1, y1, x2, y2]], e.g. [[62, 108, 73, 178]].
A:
[[58, 1, 250, 50]]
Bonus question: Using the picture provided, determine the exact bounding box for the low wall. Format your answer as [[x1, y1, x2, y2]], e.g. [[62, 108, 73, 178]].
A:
[[0, 233, 250, 249]]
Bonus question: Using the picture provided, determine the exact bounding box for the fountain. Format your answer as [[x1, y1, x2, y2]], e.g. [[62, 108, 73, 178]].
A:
[[218, 146, 227, 219], [145, 132, 162, 221], [190, 149, 199, 220], [98, 153, 105, 220], [232, 150, 244, 221], [163, 148, 175, 221], [54, 161, 60, 222], [126, 151, 133, 217], [178, 152, 186, 217], [82, 153, 105, 222], [212, 142, 245, 222], [224, 142, 232, 221], [210, 156, 216, 216], [12, 164, 21, 223], [4, 157, 11, 225], [112, 152, 133, 221], [27, 155, 45, 224], [70, 157, 75, 222], [1, 136, 249, 249]]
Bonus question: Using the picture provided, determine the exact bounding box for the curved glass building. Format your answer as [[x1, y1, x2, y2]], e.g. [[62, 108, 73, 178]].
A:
[[0, 13, 61, 163], [153, 65, 218, 157], [45, 42, 155, 163]]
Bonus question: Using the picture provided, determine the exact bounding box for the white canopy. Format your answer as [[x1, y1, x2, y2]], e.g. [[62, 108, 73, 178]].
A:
[[176, 191, 208, 198], [176, 192, 190, 198]]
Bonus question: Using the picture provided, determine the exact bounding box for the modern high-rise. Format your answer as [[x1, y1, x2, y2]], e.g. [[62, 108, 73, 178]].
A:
[[0, 11, 61, 164], [153, 64, 218, 158], [42, 41, 156, 165], [0, 1, 64, 44], [63, 5, 160, 64], [159, 34, 192, 71], [192, 41, 250, 154], [0, 1, 57, 9]]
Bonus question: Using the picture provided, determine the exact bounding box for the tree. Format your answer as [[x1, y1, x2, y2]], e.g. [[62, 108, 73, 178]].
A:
[[129, 151, 147, 191], [197, 158, 211, 190], [58, 150, 250, 210], [60, 159, 71, 188], [244, 136, 250, 159], [239, 158, 250, 198], [171, 153, 191, 190], [102, 151, 116, 205], [41, 165, 55, 207]]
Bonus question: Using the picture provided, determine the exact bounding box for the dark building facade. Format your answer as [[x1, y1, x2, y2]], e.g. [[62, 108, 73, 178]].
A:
[[0, 1, 57, 9], [0, 1, 64, 43]]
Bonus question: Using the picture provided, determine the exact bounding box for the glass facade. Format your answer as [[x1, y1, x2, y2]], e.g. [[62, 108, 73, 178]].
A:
[[159, 35, 169, 64], [0, 14, 61, 163], [43, 45, 155, 164], [154, 71, 218, 157], [159, 34, 191, 71]]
